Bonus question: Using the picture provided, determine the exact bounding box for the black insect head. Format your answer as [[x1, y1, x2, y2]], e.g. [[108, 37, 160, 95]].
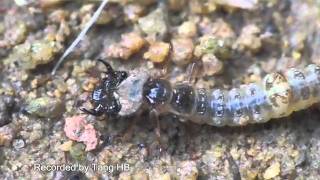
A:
[[80, 59, 128, 117]]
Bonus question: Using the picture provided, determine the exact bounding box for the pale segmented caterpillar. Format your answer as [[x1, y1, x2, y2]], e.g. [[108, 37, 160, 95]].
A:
[[81, 60, 320, 126]]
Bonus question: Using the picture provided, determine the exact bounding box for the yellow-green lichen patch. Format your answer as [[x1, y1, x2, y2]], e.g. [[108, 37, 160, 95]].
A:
[[194, 35, 232, 60], [4, 39, 61, 70], [24, 96, 65, 118]]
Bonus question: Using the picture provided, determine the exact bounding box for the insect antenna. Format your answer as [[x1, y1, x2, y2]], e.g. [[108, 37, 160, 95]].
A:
[[97, 59, 115, 75]]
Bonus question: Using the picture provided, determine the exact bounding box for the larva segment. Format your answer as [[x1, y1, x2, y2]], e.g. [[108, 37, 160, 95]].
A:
[[192, 84, 274, 126], [191, 88, 209, 124], [195, 88, 208, 116], [285, 68, 311, 111], [243, 83, 272, 124], [305, 64, 320, 104], [226, 88, 251, 126], [263, 72, 292, 118], [209, 89, 229, 126]]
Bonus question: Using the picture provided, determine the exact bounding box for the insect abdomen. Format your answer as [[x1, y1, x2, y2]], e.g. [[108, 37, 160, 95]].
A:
[[180, 64, 320, 126], [190, 84, 272, 126]]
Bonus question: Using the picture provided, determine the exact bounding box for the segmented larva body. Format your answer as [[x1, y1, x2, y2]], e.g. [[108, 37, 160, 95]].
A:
[[141, 64, 320, 126]]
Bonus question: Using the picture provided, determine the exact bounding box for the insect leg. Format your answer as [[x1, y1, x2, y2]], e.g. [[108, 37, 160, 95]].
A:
[[79, 107, 103, 116], [121, 116, 139, 142], [186, 62, 199, 84], [150, 109, 164, 153]]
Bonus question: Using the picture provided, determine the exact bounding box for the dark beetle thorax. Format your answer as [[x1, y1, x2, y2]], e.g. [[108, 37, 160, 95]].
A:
[[143, 79, 199, 116], [170, 84, 195, 114], [143, 79, 172, 106]]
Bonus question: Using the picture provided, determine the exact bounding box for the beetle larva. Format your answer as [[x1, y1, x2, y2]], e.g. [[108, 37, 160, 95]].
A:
[[81, 60, 320, 127]]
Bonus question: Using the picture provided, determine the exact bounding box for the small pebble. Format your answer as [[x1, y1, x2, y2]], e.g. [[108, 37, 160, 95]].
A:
[[138, 8, 168, 40], [153, 173, 171, 180], [12, 139, 25, 150], [162, 173, 172, 180], [14, 0, 31, 6], [59, 140, 73, 152], [202, 54, 224, 76], [144, 41, 170, 63], [214, 0, 258, 10], [242, 169, 258, 180], [236, 24, 262, 53], [96, 10, 113, 25], [132, 171, 149, 180], [107, 32, 146, 60], [263, 162, 281, 179], [0, 125, 14, 147], [189, 0, 216, 14], [119, 172, 132, 180], [171, 38, 194, 66], [69, 143, 86, 162], [39, 0, 67, 8], [210, 18, 236, 38], [124, 4, 145, 22], [49, 9, 69, 23], [178, 161, 198, 180], [178, 21, 197, 38], [0, 23, 4, 35], [111, 0, 156, 6], [168, 0, 187, 11], [3, 21, 28, 46], [121, 33, 146, 55], [29, 132, 43, 144], [64, 115, 99, 151]]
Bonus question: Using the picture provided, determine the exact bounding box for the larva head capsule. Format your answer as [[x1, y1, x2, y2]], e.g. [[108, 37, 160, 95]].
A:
[[263, 72, 293, 118]]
